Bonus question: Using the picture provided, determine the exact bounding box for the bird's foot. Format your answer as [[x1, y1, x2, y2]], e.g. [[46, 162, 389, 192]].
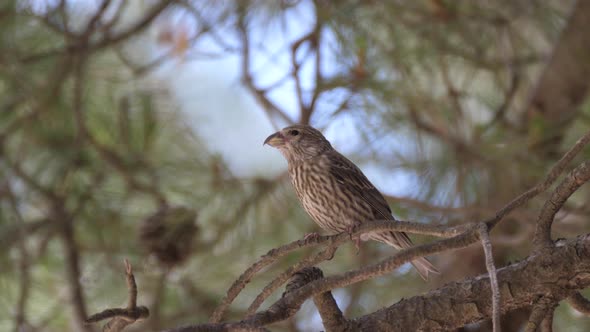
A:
[[345, 222, 362, 255], [353, 237, 361, 255], [303, 232, 321, 242]]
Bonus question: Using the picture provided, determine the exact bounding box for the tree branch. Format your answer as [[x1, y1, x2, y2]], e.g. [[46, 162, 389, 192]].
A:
[[486, 129, 590, 229], [478, 224, 501, 332], [282, 267, 349, 332], [351, 235, 589, 331], [5, 184, 33, 332], [86, 260, 149, 332], [524, 298, 556, 332], [235, 4, 293, 128], [56, 206, 91, 332], [245, 246, 337, 316], [533, 161, 590, 250], [22, 0, 175, 63], [540, 306, 555, 332]]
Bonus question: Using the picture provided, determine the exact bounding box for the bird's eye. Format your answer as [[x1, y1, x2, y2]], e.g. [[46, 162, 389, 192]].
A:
[[290, 130, 300, 136]]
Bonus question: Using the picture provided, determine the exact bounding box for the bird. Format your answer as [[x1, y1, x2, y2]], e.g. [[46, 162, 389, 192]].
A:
[[264, 124, 439, 280]]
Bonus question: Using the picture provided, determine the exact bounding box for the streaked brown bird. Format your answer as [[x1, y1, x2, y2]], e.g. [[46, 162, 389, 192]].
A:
[[264, 124, 439, 280]]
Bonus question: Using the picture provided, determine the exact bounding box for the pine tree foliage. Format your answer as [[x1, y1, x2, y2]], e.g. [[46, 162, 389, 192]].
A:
[[1, 1, 589, 331]]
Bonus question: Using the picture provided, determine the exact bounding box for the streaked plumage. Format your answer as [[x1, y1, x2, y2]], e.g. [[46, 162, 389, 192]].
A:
[[264, 124, 438, 280]]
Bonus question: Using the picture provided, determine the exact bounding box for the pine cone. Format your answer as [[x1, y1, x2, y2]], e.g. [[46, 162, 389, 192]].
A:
[[140, 206, 198, 267]]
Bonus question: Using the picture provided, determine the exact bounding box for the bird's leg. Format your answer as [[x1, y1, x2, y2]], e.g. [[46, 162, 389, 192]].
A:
[[303, 232, 321, 241], [346, 221, 362, 255], [352, 237, 361, 255]]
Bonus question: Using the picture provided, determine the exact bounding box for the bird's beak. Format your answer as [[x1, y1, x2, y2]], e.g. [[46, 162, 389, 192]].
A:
[[263, 132, 285, 147]]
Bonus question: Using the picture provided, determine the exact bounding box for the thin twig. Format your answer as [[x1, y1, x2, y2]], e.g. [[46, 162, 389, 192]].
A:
[[245, 246, 337, 316], [482, 69, 520, 133], [57, 207, 91, 332], [407, 105, 486, 161], [478, 224, 501, 332], [291, 31, 314, 120], [71, 53, 167, 206], [6, 184, 32, 332], [81, 0, 113, 37], [486, 129, 590, 229], [99, 0, 127, 35], [86, 259, 149, 332], [177, 0, 237, 53], [1, 55, 73, 143], [22, 0, 174, 63], [235, 4, 293, 128], [209, 236, 326, 323]]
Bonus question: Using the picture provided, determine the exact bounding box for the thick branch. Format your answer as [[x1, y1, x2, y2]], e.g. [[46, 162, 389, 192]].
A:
[[524, 298, 556, 332], [351, 235, 590, 331], [540, 309, 554, 332], [283, 267, 350, 332]]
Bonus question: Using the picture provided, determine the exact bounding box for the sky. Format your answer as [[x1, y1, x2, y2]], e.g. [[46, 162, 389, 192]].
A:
[[165, 57, 287, 177]]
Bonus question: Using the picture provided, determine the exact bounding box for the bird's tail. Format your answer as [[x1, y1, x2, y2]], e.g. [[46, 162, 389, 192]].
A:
[[410, 256, 439, 281], [372, 231, 440, 280]]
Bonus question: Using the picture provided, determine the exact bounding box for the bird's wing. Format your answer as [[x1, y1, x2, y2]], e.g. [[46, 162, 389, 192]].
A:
[[325, 150, 393, 220], [326, 150, 416, 250]]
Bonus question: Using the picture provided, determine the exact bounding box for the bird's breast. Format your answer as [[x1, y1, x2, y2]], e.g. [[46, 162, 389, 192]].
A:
[[288, 160, 371, 232]]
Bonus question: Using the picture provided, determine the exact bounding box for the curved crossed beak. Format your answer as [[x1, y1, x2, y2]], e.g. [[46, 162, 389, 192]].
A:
[[263, 132, 285, 147]]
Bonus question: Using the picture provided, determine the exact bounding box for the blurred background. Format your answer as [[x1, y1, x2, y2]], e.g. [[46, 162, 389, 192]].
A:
[[1, 0, 590, 331]]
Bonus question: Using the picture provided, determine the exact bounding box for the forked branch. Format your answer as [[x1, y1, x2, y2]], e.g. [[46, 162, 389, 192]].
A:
[[86, 260, 149, 332]]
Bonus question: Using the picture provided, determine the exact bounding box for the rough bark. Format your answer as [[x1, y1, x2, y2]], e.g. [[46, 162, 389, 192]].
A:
[[350, 235, 590, 331]]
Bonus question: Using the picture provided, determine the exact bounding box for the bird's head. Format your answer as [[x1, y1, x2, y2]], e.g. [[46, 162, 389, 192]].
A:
[[264, 125, 332, 162]]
